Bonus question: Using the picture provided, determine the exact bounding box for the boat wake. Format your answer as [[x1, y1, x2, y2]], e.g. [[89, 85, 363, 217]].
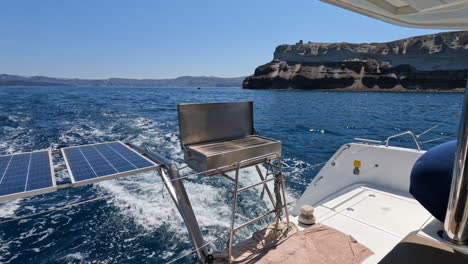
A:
[[0, 110, 301, 263]]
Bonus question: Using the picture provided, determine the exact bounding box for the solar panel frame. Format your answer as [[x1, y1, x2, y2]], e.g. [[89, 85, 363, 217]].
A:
[[61, 141, 159, 187], [0, 150, 56, 203]]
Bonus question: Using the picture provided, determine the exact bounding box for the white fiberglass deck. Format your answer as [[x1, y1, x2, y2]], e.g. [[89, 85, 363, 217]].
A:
[[291, 184, 433, 263]]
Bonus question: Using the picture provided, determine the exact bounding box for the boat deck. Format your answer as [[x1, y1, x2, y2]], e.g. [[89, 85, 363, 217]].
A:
[[290, 185, 433, 263]]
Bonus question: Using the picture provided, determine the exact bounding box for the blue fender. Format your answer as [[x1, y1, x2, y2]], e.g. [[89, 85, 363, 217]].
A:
[[410, 140, 457, 222]]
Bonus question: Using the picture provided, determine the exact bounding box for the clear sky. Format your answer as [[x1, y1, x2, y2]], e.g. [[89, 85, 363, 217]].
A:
[[0, 0, 449, 79]]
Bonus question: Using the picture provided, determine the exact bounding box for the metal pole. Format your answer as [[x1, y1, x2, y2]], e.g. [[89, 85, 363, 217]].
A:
[[128, 145, 209, 263], [166, 165, 209, 261], [444, 75, 468, 245], [228, 162, 241, 263]]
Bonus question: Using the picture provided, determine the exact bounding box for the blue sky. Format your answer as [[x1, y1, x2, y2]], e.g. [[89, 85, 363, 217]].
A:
[[0, 0, 448, 79]]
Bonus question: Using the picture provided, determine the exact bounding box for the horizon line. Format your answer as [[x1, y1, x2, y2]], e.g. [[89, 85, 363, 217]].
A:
[[1, 73, 249, 80]]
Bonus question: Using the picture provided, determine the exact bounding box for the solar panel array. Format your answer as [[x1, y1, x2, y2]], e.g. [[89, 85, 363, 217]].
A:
[[0, 150, 56, 202], [62, 141, 158, 186], [0, 142, 159, 203]]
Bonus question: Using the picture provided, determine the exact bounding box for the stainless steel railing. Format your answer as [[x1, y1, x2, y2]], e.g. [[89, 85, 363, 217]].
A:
[[354, 130, 422, 151], [385, 131, 421, 151]]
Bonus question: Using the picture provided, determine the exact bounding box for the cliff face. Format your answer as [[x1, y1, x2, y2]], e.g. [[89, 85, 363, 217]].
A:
[[243, 31, 468, 91]]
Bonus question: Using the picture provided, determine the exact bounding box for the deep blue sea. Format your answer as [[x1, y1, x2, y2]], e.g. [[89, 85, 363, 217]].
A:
[[0, 87, 464, 263]]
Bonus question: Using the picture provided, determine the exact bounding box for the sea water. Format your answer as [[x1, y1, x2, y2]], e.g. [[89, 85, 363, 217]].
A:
[[0, 87, 463, 263]]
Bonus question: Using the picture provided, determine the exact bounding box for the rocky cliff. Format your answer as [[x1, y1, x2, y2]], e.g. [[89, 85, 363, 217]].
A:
[[243, 31, 468, 91]]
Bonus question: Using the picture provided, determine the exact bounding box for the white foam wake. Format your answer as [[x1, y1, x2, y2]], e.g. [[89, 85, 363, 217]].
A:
[[0, 200, 22, 218], [0, 110, 302, 263]]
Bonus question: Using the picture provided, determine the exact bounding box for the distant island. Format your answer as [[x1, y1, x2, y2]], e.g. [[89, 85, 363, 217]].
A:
[[243, 31, 468, 91], [0, 74, 245, 88]]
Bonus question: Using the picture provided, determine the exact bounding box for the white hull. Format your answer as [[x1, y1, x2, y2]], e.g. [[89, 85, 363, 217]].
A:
[[291, 143, 440, 263]]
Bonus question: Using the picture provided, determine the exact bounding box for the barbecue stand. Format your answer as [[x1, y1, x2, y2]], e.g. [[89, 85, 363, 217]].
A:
[[178, 101, 290, 262]]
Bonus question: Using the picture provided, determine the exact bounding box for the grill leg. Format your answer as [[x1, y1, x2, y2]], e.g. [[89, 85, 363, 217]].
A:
[[228, 162, 241, 263]]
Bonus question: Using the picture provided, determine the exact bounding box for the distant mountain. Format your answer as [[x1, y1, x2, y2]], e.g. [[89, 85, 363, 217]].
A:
[[0, 74, 246, 87]]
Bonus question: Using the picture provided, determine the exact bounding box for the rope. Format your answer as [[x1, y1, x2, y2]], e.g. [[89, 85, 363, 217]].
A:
[[273, 171, 283, 224], [176, 165, 188, 171], [419, 136, 454, 145], [307, 162, 327, 170], [273, 175, 283, 223], [417, 112, 459, 138]]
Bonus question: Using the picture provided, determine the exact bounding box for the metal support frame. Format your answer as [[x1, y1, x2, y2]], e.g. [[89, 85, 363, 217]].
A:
[[129, 145, 289, 263], [444, 75, 468, 245], [226, 153, 289, 263], [128, 144, 210, 263], [255, 165, 277, 208]]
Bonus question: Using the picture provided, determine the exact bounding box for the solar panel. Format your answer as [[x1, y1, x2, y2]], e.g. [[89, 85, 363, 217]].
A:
[[62, 141, 158, 186], [0, 150, 56, 203]]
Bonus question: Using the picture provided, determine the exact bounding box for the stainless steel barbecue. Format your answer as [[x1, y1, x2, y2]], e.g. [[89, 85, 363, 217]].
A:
[[178, 101, 288, 263], [178, 101, 282, 174]]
